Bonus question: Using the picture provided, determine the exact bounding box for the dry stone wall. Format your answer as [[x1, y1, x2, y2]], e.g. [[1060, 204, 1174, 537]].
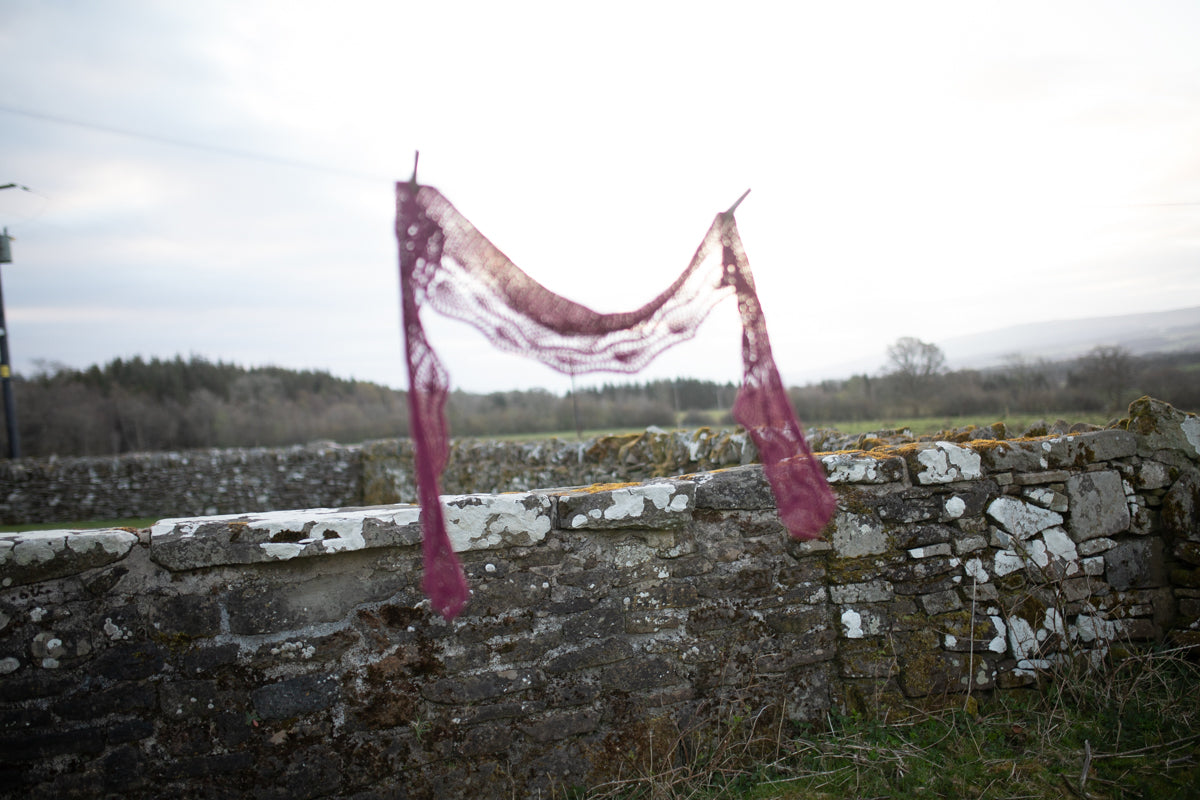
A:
[[0, 443, 363, 525], [0, 397, 1198, 798], [0, 428, 759, 526]]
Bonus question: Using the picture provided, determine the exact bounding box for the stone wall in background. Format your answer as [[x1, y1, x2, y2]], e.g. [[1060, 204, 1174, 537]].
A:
[[0, 443, 363, 525], [0, 426, 758, 526], [0, 401, 1126, 527], [1, 397, 1198, 798]]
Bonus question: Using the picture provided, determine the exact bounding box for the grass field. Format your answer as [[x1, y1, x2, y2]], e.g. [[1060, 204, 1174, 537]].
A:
[[477, 410, 1117, 443], [807, 410, 1116, 437]]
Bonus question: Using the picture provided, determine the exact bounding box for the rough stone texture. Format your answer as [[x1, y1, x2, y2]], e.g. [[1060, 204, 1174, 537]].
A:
[[0, 397, 1197, 799], [0, 442, 361, 525], [909, 442, 983, 485], [987, 496, 1064, 540], [821, 453, 906, 484], [558, 480, 694, 530], [1124, 395, 1200, 458], [1066, 470, 1130, 541], [691, 465, 774, 509], [150, 506, 423, 570], [0, 528, 138, 588]]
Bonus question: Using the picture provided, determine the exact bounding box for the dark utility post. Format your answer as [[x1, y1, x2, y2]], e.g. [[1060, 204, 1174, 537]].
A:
[[0, 225, 19, 459]]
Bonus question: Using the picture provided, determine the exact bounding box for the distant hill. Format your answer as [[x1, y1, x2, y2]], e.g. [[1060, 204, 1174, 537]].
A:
[[788, 306, 1200, 382], [938, 306, 1200, 369]]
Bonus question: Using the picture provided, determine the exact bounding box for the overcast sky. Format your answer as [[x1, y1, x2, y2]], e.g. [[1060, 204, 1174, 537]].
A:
[[1, 1, 1198, 395]]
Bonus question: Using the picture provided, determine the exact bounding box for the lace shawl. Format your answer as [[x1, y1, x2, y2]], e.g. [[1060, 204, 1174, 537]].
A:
[[397, 182, 835, 618]]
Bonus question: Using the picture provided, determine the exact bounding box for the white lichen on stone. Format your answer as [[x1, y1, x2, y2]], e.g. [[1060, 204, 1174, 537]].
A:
[[615, 484, 689, 518], [1072, 614, 1124, 644], [259, 542, 305, 560], [944, 495, 966, 519], [1041, 527, 1080, 574], [987, 616, 1008, 653], [993, 549, 1025, 577], [915, 442, 982, 485], [0, 529, 138, 572], [986, 497, 1063, 540], [908, 543, 952, 559], [231, 507, 421, 560], [822, 453, 880, 483], [1006, 615, 1039, 660], [443, 493, 552, 552], [964, 557, 989, 583], [831, 512, 887, 557], [841, 609, 864, 639], [1182, 414, 1200, 455], [565, 482, 690, 529]]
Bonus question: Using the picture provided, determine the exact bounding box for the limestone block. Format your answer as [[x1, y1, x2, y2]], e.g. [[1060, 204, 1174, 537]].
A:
[[251, 673, 340, 721], [830, 511, 888, 557], [1066, 471, 1130, 542], [1131, 460, 1172, 491], [830, 580, 894, 604], [974, 439, 1048, 472], [941, 615, 1006, 653], [1041, 527, 1081, 576], [840, 606, 887, 638], [955, 535, 989, 556], [1124, 396, 1200, 458], [892, 523, 957, 550], [1044, 430, 1138, 469], [559, 480, 694, 530], [1162, 469, 1200, 537], [910, 442, 983, 485], [918, 589, 963, 615], [986, 496, 1063, 540], [691, 465, 773, 509], [873, 492, 942, 523], [821, 453, 905, 484], [150, 505, 423, 570], [1012, 470, 1071, 485], [442, 493, 553, 551], [1105, 538, 1166, 591], [1077, 537, 1117, 556], [1022, 486, 1068, 513], [0, 529, 139, 588]]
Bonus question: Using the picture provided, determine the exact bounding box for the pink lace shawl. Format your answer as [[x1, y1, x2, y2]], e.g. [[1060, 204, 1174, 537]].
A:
[[397, 182, 835, 618]]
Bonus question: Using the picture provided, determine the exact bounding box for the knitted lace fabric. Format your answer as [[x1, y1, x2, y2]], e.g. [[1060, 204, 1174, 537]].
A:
[[397, 182, 836, 618]]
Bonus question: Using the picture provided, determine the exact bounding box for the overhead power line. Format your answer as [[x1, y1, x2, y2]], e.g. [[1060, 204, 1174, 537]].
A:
[[0, 104, 387, 182]]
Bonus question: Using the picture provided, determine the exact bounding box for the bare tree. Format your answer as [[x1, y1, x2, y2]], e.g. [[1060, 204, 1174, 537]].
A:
[[887, 337, 945, 380], [1075, 345, 1137, 412], [884, 337, 946, 414]]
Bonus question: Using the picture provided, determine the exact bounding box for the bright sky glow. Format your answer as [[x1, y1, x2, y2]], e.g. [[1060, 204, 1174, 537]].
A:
[[1, 0, 1198, 393]]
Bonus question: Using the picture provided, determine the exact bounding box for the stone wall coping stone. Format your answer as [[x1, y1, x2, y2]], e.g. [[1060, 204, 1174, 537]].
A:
[[557, 479, 695, 530], [0, 528, 139, 587], [149, 505, 423, 571], [821, 452, 906, 484]]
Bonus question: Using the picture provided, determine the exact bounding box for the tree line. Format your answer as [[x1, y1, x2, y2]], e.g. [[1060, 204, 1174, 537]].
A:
[[3, 344, 1198, 458], [8, 356, 410, 457], [1, 357, 738, 457], [789, 341, 1200, 424]]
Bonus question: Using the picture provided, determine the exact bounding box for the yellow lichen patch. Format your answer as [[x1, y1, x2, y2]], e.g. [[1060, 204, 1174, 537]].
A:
[[584, 433, 644, 462], [822, 448, 892, 459], [562, 481, 642, 496]]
